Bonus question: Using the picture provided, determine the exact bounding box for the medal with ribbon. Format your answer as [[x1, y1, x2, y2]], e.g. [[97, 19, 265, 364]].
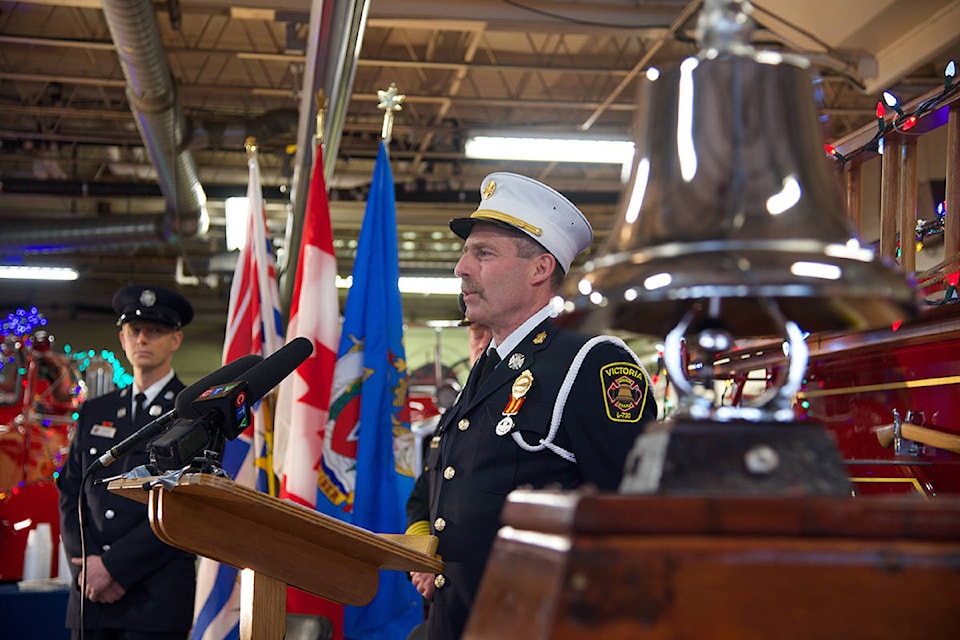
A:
[[496, 369, 534, 436]]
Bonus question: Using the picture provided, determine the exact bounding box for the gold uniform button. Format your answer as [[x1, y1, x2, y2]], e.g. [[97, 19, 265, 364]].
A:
[[457, 418, 470, 431], [434, 574, 447, 589], [434, 517, 446, 531], [443, 466, 456, 480]]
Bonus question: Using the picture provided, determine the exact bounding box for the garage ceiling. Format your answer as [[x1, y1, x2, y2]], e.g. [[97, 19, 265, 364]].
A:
[[2, 0, 959, 328]]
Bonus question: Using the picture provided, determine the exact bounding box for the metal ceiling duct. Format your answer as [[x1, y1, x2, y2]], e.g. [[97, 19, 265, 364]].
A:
[[3, 0, 206, 256], [282, 0, 370, 305], [99, 0, 207, 237], [3, 215, 167, 254]]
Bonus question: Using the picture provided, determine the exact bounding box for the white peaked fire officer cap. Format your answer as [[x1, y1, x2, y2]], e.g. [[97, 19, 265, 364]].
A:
[[449, 172, 594, 274]]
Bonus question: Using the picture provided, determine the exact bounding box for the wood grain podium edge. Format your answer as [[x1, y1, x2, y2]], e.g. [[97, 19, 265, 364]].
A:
[[109, 474, 442, 606]]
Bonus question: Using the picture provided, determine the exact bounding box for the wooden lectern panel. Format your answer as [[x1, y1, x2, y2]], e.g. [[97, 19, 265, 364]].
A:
[[466, 490, 960, 639], [110, 473, 442, 606]]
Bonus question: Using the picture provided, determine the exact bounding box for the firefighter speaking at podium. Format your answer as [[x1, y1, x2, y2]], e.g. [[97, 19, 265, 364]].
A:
[[405, 172, 659, 639]]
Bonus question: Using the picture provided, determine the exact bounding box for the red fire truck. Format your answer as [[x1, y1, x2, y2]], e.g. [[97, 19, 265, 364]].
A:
[[0, 319, 84, 582], [711, 265, 960, 497]]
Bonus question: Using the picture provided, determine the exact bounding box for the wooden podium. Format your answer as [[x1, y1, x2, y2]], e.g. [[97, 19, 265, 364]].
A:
[[465, 489, 960, 639], [110, 473, 442, 639]]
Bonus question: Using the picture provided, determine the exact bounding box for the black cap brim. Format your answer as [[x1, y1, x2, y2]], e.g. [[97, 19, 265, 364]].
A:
[[449, 216, 524, 240], [117, 308, 183, 328]]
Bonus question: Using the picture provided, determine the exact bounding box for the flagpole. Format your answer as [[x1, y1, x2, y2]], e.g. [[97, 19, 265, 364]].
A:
[[314, 90, 327, 176], [244, 134, 278, 499], [316, 90, 327, 145], [378, 82, 405, 144]]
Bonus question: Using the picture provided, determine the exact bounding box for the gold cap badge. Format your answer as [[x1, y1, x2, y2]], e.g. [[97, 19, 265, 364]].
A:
[[482, 179, 497, 199]]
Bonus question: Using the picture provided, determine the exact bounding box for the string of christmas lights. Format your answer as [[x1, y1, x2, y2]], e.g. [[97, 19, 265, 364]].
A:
[[2, 307, 48, 338], [822, 60, 957, 255], [2, 306, 132, 387], [824, 59, 957, 166]]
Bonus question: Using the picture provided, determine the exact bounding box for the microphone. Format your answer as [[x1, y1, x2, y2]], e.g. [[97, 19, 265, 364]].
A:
[[85, 354, 264, 474], [149, 337, 313, 469], [229, 336, 314, 415], [173, 355, 265, 417]]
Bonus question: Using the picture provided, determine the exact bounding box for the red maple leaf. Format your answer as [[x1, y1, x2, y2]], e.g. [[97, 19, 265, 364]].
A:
[[296, 338, 338, 410]]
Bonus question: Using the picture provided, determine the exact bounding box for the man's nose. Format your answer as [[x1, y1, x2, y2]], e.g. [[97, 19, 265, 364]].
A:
[[454, 254, 469, 277]]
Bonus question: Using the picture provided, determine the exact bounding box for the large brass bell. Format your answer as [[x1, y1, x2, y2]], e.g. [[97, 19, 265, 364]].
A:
[[572, 1, 917, 338]]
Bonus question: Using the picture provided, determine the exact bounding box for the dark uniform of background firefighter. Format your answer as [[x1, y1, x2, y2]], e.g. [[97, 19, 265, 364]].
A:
[[57, 285, 197, 640], [406, 172, 659, 639]]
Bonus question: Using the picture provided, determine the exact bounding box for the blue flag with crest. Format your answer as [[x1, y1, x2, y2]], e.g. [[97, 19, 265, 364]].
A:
[[321, 140, 421, 639]]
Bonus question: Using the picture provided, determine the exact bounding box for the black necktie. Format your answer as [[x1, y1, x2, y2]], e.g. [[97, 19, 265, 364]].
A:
[[461, 349, 500, 405], [134, 392, 148, 426], [477, 349, 500, 387]]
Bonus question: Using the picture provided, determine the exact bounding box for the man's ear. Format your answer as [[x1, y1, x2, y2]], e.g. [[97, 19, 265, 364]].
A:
[[529, 252, 556, 286], [170, 330, 184, 351]]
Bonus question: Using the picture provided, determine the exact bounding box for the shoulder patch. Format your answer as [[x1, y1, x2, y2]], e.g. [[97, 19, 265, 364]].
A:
[[600, 361, 649, 423]]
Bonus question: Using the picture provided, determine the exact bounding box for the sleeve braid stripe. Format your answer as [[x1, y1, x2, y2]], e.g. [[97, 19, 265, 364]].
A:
[[405, 520, 431, 536]]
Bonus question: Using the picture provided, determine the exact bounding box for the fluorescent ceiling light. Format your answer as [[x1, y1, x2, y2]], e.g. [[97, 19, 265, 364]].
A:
[[0, 265, 79, 281], [464, 135, 634, 164], [225, 196, 249, 251], [336, 275, 461, 295]]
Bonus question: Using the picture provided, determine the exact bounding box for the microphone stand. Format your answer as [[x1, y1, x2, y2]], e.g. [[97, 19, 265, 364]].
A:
[[143, 426, 230, 492]]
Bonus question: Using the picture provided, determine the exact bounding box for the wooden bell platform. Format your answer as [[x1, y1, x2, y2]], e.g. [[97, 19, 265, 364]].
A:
[[465, 489, 960, 639]]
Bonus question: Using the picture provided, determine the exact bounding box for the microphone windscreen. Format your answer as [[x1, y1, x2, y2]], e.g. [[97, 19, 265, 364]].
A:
[[175, 353, 264, 417], [244, 337, 314, 403]]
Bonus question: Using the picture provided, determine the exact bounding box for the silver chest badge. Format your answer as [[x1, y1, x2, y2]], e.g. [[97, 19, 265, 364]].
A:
[[495, 416, 514, 436], [507, 353, 525, 370]]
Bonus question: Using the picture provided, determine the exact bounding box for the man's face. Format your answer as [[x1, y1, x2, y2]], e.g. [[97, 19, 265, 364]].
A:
[[454, 224, 545, 334], [118, 321, 182, 372]]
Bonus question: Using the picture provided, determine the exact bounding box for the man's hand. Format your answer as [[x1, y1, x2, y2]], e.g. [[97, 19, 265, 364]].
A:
[[72, 556, 127, 604], [410, 571, 436, 599]]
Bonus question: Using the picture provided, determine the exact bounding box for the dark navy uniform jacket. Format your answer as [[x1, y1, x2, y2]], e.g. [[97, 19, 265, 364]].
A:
[[412, 319, 657, 639], [57, 378, 197, 633]]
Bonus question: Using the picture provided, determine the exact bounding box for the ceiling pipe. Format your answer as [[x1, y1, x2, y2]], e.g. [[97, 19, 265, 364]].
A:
[[2, 215, 168, 254], [281, 0, 370, 309], [184, 108, 300, 152], [101, 0, 207, 237], [2, 0, 207, 256]]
